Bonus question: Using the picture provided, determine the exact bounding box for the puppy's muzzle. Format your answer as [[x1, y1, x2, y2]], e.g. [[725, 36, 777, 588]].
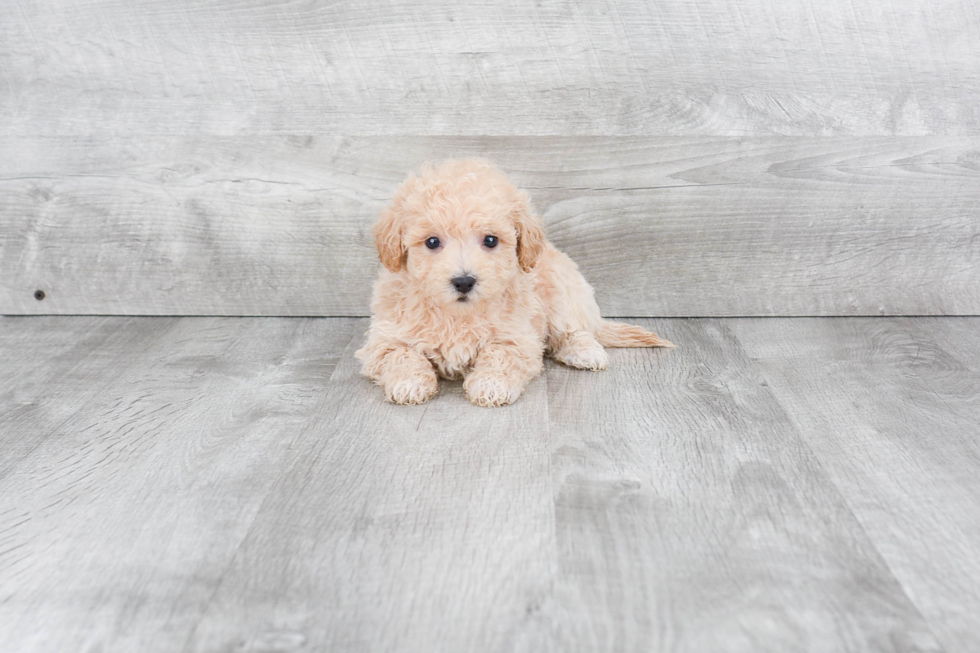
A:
[[451, 275, 477, 295]]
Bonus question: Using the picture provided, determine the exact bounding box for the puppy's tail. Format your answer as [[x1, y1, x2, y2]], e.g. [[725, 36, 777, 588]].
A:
[[596, 320, 675, 348]]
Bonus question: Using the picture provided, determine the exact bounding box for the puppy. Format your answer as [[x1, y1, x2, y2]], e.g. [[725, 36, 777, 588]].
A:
[[356, 159, 673, 407]]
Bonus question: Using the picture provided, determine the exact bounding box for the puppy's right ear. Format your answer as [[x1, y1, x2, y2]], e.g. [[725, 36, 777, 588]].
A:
[[374, 206, 405, 272]]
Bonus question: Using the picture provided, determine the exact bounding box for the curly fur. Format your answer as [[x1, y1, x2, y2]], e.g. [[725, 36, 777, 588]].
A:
[[356, 159, 673, 407]]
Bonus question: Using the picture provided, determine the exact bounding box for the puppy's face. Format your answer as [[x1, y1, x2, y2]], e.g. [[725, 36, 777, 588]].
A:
[[404, 210, 519, 308], [374, 160, 547, 311]]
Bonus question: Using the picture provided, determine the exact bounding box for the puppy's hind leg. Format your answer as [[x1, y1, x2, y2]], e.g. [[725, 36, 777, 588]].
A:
[[533, 247, 608, 371], [534, 247, 674, 363], [551, 330, 608, 371]]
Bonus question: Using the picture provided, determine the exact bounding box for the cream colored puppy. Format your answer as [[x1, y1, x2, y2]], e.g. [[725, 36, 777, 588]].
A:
[[356, 159, 673, 407]]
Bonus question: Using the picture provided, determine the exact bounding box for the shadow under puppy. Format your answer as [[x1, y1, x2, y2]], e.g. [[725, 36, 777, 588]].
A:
[[356, 159, 673, 407]]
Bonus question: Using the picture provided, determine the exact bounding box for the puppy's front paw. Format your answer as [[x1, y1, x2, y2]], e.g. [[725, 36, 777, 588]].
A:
[[464, 373, 522, 407], [384, 373, 438, 405]]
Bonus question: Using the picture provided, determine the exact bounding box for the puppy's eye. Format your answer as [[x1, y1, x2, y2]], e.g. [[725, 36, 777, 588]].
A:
[[483, 235, 498, 249], [425, 237, 441, 250]]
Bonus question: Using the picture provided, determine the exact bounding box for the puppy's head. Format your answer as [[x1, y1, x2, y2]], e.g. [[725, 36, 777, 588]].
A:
[[374, 159, 546, 309]]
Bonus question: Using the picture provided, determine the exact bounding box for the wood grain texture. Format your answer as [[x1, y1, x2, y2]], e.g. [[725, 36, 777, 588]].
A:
[[543, 319, 943, 652], [0, 316, 360, 652], [732, 317, 980, 653], [183, 334, 556, 653], [912, 316, 980, 372], [0, 316, 184, 478], [2, 0, 979, 136], [5, 316, 980, 651], [3, 135, 978, 317]]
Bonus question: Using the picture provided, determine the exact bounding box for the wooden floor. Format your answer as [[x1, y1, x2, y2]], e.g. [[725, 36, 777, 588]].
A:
[[1, 316, 978, 653]]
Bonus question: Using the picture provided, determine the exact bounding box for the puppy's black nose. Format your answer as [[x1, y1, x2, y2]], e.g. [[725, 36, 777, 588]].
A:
[[451, 275, 476, 294]]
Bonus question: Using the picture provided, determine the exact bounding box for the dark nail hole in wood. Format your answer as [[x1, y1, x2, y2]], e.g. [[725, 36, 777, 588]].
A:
[[34, 290, 46, 300]]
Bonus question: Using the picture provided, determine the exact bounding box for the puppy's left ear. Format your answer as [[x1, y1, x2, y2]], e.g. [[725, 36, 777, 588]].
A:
[[374, 205, 405, 272], [513, 199, 547, 272]]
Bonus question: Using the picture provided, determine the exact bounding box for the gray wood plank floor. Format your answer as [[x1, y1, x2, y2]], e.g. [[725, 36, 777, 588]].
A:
[[2, 316, 978, 652]]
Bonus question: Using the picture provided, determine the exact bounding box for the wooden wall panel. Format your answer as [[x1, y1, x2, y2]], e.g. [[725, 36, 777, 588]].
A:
[[3, 0, 979, 315], [2, 135, 978, 316], [2, 0, 979, 136]]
